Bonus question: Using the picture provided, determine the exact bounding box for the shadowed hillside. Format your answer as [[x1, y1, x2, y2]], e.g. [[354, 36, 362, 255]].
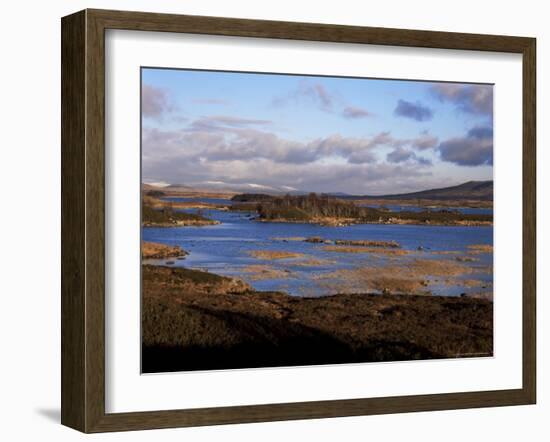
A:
[[352, 180, 493, 201]]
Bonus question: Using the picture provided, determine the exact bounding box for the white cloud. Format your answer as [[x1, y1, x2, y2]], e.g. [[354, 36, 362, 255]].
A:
[[142, 118, 442, 194]]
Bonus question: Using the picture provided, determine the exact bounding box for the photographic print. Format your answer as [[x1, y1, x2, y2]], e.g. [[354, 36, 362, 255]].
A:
[[141, 68, 494, 373]]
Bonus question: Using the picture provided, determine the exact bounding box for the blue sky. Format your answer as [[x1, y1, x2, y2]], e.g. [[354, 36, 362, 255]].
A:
[[141, 68, 493, 194]]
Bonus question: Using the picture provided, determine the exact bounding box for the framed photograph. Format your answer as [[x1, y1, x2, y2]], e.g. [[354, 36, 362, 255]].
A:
[[61, 9, 536, 432]]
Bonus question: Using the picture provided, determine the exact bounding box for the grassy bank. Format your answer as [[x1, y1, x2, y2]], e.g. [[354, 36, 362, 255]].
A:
[[142, 199, 219, 227], [142, 265, 493, 373], [142, 241, 187, 259]]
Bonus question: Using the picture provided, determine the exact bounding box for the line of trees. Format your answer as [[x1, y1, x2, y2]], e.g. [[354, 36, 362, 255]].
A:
[[254, 193, 493, 223], [258, 193, 367, 220]]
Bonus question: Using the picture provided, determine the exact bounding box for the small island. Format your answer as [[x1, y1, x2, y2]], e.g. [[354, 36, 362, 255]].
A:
[[231, 193, 492, 226]]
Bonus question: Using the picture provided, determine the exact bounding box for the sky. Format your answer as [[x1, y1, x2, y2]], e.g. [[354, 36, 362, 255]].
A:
[[141, 68, 493, 195]]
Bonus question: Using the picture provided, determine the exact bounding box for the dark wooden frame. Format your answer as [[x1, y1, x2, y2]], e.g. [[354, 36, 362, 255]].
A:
[[61, 8, 536, 433]]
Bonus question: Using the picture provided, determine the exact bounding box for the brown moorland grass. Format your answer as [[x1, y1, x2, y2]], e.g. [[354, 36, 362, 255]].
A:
[[456, 279, 493, 288], [314, 268, 427, 295], [467, 244, 494, 254], [368, 276, 427, 294], [291, 257, 336, 267], [142, 264, 253, 297], [408, 259, 472, 276], [455, 256, 480, 262], [249, 250, 305, 260], [322, 245, 410, 256], [141, 265, 493, 373], [316, 258, 474, 295], [466, 291, 494, 301], [243, 265, 294, 280], [333, 239, 400, 248], [142, 241, 186, 259]]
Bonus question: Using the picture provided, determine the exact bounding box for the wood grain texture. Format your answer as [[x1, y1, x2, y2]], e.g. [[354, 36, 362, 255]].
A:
[[85, 10, 107, 432], [522, 38, 537, 403], [89, 8, 532, 52], [61, 10, 86, 431], [60, 8, 537, 433]]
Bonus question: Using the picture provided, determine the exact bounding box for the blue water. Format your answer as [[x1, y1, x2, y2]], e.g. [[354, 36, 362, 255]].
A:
[[143, 207, 493, 297]]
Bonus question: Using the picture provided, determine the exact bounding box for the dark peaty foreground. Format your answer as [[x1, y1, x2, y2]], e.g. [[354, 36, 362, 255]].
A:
[[142, 265, 493, 373]]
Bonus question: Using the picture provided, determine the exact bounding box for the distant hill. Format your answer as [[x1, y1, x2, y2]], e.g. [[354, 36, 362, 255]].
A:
[[349, 181, 493, 201]]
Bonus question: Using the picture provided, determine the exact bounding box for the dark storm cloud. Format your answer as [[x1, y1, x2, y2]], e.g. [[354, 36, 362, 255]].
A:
[[142, 84, 176, 118], [430, 83, 493, 116], [342, 106, 372, 119], [438, 126, 493, 166], [394, 99, 434, 122]]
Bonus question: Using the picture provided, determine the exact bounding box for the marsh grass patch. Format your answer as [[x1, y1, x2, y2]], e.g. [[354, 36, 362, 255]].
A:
[[249, 250, 306, 260]]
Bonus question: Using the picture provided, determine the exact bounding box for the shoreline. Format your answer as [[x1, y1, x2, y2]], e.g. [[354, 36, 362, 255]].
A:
[[142, 219, 220, 227], [255, 217, 493, 227]]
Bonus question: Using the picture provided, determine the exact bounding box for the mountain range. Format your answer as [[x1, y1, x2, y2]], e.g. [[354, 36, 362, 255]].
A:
[[143, 180, 493, 201]]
